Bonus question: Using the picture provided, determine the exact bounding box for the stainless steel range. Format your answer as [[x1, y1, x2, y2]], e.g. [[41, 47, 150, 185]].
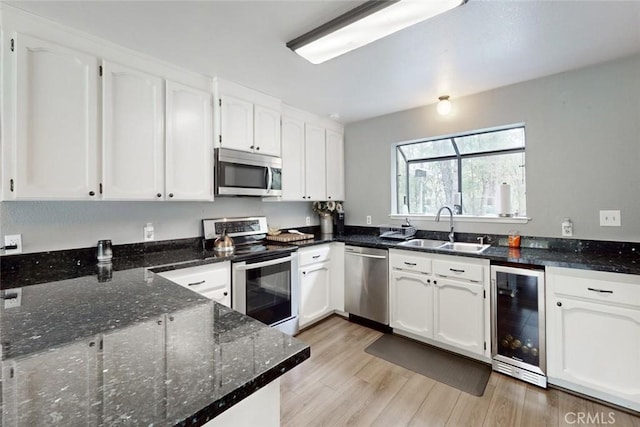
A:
[[203, 217, 299, 335]]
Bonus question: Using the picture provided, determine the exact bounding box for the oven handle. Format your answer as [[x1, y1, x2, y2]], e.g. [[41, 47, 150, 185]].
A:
[[235, 255, 293, 270]]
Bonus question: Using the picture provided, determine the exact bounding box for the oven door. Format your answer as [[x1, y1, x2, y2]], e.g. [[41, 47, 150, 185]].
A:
[[232, 252, 299, 334]]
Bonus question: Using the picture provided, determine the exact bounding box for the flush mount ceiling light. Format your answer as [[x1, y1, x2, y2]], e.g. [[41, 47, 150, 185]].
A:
[[287, 0, 467, 65], [437, 95, 452, 115]]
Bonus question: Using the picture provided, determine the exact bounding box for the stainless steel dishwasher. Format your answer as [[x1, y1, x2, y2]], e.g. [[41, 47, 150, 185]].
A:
[[344, 246, 389, 325]]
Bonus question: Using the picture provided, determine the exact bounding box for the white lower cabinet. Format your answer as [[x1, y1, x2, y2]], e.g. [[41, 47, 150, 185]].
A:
[[156, 262, 231, 307], [298, 244, 336, 329], [389, 249, 490, 360], [390, 270, 433, 338], [546, 267, 640, 411], [433, 277, 484, 355]]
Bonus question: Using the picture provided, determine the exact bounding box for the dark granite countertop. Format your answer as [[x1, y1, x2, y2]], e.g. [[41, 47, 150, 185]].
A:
[[0, 267, 309, 426], [332, 234, 640, 275]]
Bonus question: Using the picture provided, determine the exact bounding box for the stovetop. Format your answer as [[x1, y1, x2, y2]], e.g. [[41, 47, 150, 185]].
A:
[[202, 216, 296, 260]]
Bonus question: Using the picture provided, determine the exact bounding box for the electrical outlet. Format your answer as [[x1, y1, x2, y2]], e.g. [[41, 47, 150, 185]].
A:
[[3, 288, 22, 309], [366, 215, 372, 225], [143, 223, 154, 241], [599, 210, 621, 227], [3, 234, 22, 254], [305, 216, 311, 226]]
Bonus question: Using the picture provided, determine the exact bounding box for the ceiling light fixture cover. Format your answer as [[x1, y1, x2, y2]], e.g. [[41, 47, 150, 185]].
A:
[[437, 95, 452, 115], [287, 0, 467, 65]]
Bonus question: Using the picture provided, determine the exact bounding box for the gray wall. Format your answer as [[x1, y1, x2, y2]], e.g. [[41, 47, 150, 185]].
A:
[[344, 54, 640, 242], [0, 199, 316, 253]]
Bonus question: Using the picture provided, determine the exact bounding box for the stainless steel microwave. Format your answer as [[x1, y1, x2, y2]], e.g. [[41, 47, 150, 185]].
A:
[[215, 148, 282, 197]]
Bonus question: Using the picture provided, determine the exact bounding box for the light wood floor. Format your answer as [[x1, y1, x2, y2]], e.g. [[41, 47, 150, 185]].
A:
[[281, 316, 640, 427]]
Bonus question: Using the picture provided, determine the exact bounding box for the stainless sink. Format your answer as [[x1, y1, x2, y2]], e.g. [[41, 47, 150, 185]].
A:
[[437, 242, 490, 253], [397, 239, 490, 254], [398, 239, 447, 249]]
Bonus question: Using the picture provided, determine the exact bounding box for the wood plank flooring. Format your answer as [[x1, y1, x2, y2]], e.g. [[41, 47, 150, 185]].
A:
[[281, 316, 640, 427]]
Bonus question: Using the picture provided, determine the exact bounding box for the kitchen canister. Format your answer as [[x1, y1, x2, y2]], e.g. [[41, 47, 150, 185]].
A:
[[498, 182, 512, 217], [97, 239, 113, 263]]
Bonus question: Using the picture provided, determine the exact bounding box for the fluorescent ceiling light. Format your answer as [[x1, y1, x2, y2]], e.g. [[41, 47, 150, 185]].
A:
[[287, 0, 467, 65]]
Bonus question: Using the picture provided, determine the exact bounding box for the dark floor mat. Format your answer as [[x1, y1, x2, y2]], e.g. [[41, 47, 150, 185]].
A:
[[365, 333, 491, 396]]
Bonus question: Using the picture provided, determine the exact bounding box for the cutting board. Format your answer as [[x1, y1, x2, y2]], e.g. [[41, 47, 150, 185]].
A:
[[266, 232, 314, 242]]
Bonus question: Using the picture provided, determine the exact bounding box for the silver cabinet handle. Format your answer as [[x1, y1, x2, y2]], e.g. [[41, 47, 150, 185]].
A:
[[188, 280, 206, 286], [404, 262, 417, 266], [450, 268, 465, 273], [587, 287, 613, 294], [312, 255, 321, 259]]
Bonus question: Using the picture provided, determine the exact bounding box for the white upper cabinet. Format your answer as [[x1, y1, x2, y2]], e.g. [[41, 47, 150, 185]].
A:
[[12, 33, 99, 200], [102, 61, 165, 200], [254, 105, 281, 156], [281, 116, 306, 201], [304, 123, 327, 201], [325, 129, 344, 201], [165, 81, 214, 201], [219, 95, 254, 153], [216, 79, 282, 157]]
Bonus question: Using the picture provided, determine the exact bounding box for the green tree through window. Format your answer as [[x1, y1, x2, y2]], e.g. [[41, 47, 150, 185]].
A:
[[395, 125, 526, 216]]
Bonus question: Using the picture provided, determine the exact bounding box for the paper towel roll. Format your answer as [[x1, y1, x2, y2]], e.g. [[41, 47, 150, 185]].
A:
[[498, 182, 512, 216]]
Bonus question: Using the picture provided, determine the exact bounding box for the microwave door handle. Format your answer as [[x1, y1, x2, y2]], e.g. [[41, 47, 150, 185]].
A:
[[266, 167, 272, 192]]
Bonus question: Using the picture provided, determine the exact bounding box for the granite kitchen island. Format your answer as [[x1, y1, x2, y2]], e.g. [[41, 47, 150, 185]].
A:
[[0, 266, 309, 426]]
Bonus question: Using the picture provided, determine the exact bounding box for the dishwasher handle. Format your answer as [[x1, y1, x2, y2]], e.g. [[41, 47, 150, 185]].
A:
[[345, 252, 387, 260]]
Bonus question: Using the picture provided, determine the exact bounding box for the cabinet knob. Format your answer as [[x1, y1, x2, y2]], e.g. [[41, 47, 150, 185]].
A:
[[223, 292, 228, 296], [427, 279, 431, 284], [169, 193, 174, 198], [302, 196, 306, 199], [256, 146, 260, 151], [89, 191, 95, 196], [250, 145, 255, 149], [156, 193, 162, 198], [303, 271, 306, 275], [157, 320, 163, 325], [169, 316, 174, 321], [556, 301, 562, 307], [327, 196, 331, 199], [433, 280, 437, 285]]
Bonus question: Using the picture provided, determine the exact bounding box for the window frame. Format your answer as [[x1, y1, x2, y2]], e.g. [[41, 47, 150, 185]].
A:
[[390, 123, 530, 223]]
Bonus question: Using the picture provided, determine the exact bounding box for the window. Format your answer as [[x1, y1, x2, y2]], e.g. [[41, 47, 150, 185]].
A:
[[394, 125, 526, 217]]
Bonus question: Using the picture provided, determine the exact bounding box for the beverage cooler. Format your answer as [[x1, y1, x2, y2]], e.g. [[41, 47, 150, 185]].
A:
[[491, 264, 547, 387]]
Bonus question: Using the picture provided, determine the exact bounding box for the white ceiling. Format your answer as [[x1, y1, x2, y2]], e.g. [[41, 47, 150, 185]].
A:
[[6, 0, 640, 123]]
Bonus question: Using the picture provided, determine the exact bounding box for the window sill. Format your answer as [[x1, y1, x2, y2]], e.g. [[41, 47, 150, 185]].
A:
[[388, 214, 531, 224]]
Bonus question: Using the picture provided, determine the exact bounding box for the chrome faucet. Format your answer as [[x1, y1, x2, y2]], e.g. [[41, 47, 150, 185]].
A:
[[435, 206, 455, 243]]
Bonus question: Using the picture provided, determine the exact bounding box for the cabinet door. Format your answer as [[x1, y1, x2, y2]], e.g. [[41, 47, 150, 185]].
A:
[[165, 81, 213, 201], [166, 303, 215, 420], [1, 339, 99, 425], [433, 278, 484, 355], [13, 34, 99, 199], [102, 61, 164, 200], [299, 261, 331, 328], [547, 297, 640, 404], [281, 116, 306, 201], [102, 318, 165, 423], [325, 129, 345, 201], [389, 270, 433, 338], [220, 95, 254, 152], [304, 124, 326, 201], [254, 104, 281, 156]]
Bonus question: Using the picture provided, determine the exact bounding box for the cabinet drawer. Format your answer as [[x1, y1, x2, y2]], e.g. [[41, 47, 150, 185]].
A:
[[548, 267, 640, 308], [299, 245, 331, 266], [433, 259, 483, 282], [389, 250, 431, 274], [157, 262, 230, 295]]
